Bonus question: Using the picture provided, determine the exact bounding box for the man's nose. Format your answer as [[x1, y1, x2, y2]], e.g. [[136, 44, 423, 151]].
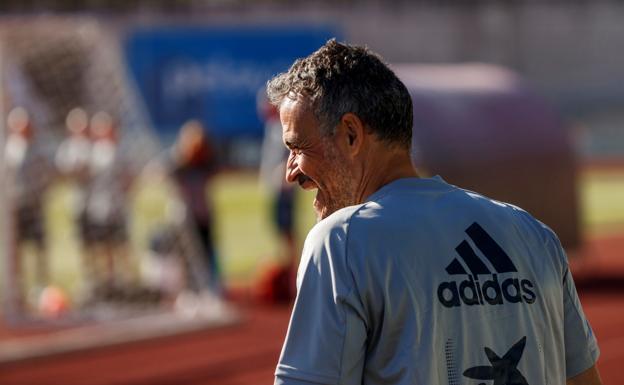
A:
[[285, 152, 299, 183]]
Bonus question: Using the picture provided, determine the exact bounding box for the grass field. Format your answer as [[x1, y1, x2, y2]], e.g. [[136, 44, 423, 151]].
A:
[[210, 172, 317, 285], [580, 167, 624, 236], [5, 166, 624, 302]]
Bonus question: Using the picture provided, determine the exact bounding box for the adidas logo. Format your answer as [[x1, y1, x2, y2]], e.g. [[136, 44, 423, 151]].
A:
[[437, 222, 537, 308]]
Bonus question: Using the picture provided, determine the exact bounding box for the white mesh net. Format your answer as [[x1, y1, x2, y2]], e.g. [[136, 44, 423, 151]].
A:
[[0, 18, 225, 327]]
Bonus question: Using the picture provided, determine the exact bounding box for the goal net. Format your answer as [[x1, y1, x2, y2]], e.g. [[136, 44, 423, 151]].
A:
[[0, 17, 230, 338]]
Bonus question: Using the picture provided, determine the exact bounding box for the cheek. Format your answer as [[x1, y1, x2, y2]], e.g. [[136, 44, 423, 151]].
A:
[[297, 155, 321, 177]]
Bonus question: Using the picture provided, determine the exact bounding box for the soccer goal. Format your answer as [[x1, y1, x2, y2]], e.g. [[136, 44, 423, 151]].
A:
[[0, 17, 235, 356]]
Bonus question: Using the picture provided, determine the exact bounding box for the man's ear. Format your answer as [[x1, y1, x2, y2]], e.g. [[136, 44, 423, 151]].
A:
[[338, 112, 366, 156]]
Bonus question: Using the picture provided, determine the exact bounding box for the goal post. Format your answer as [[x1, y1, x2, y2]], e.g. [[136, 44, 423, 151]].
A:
[[0, 17, 229, 329]]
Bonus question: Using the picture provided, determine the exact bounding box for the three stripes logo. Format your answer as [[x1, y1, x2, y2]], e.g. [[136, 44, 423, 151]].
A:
[[437, 222, 536, 308]]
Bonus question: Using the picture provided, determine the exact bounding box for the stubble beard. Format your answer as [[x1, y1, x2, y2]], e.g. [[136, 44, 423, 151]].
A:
[[315, 141, 358, 221]]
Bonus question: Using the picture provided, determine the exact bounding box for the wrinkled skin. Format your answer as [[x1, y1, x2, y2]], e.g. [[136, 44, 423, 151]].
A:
[[280, 97, 358, 220]]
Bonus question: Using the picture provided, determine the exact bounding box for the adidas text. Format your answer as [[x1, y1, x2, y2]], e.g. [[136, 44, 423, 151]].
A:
[[437, 274, 536, 308]]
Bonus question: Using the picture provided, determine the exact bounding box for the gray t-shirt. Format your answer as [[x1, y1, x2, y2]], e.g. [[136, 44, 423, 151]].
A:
[[275, 177, 599, 385]]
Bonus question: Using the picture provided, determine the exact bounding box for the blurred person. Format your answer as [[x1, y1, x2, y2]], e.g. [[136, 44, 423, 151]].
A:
[[169, 120, 220, 293], [257, 88, 298, 302], [82, 112, 135, 297], [142, 224, 187, 304], [55, 107, 94, 296], [3, 107, 52, 310], [267, 40, 602, 385]]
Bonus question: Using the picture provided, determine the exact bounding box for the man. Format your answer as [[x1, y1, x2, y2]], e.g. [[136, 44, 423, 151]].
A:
[[4, 107, 51, 311], [258, 88, 299, 302], [55, 107, 93, 296], [169, 120, 220, 292], [267, 40, 601, 385], [83, 112, 134, 294]]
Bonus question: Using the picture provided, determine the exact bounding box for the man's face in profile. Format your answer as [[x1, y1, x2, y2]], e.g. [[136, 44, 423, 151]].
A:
[[280, 96, 357, 220]]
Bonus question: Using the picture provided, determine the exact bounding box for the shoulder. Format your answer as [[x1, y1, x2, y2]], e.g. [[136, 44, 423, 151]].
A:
[[301, 200, 397, 282], [450, 184, 550, 232], [490, 197, 563, 250], [304, 204, 365, 254], [305, 198, 393, 244], [458, 187, 569, 271], [463, 186, 561, 239], [301, 204, 370, 269], [296, 205, 367, 299]]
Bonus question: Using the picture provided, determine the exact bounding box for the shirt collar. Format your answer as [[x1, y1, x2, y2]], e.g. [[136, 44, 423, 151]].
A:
[[366, 175, 448, 203]]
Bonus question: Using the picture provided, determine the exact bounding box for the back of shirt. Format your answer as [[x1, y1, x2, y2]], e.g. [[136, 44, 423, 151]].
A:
[[275, 177, 599, 385]]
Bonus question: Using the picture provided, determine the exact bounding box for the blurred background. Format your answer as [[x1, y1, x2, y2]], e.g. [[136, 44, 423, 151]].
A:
[[0, 1, 623, 384]]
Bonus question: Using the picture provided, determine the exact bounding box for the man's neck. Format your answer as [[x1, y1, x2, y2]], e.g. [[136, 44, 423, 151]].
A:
[[355, 148, 419, 204]]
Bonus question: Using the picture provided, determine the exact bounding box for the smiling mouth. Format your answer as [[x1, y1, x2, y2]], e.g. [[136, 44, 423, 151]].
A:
[[297, 174, 314, 188]]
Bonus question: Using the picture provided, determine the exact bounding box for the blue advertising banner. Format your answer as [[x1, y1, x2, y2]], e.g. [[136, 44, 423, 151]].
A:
[[124, 26, 338, 142]]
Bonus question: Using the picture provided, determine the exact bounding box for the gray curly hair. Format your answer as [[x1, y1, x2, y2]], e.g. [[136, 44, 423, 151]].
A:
[[266, 39, 413, 150]]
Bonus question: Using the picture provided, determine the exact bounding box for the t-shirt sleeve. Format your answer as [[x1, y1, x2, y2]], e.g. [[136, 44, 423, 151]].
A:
[[546, 232, 601, 378], [275, 223, 368, 385]]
